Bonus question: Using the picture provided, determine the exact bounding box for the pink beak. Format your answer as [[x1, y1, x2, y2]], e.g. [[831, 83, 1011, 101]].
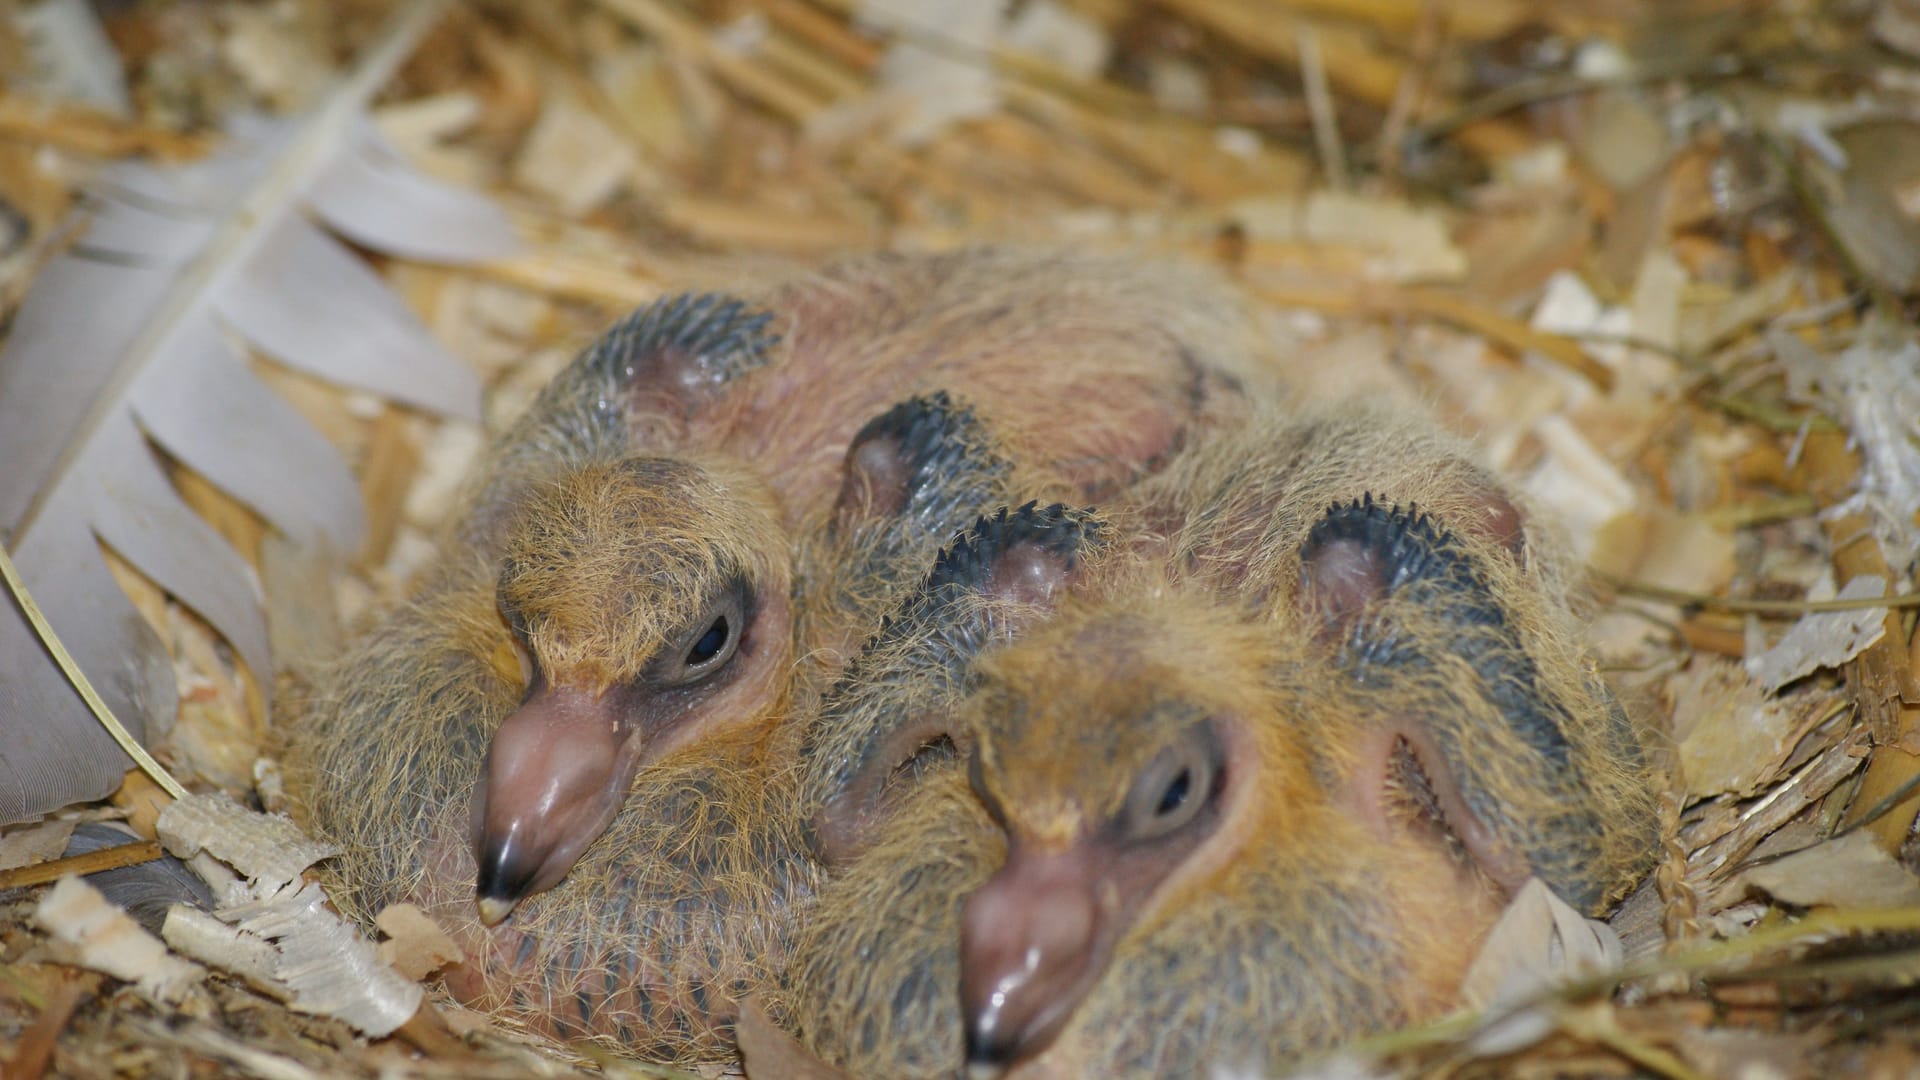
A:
[[959, 844, 1112, 1068], [470, 682, 642, 925]]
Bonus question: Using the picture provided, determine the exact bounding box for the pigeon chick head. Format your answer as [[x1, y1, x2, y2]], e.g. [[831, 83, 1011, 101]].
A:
[[473, 453, 791, 924]]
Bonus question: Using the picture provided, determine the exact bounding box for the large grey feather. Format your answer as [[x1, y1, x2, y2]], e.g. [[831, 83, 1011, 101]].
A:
[[129, 318, 362, 554], [214, 211, 483, 414], [0, 0, 519, 823], [305, 128, 521, 263], [63, 821, 215, 936], [2, 479, 173, 822]]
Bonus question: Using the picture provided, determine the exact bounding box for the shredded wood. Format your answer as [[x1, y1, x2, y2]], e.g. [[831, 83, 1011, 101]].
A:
[[373, 902, 465, 981], [156, 793, 338, 891], [31, 876, 205, 1007], [218, 879, 423, 1038], [1457, 879, 1624, 1018]]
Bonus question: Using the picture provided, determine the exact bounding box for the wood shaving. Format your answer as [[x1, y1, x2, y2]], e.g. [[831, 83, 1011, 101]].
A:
[[1745, 575, 1889, 693], [1670, 657, 1802, 800], [373, 902, 464, 980], [0, 817, 78, 871], [32, 875, 206, 1006], [156, 793, 338, 891], [860, 0, 1003, 144], [1458, 878, 1624, 1018], [219, 879, 422, 1037], [1741, 830, 1920, 909], [511, 92, 641, 215]]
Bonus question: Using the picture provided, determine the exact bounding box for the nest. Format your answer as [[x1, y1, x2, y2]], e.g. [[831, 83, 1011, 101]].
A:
[[4, 0, 1920, 1076]]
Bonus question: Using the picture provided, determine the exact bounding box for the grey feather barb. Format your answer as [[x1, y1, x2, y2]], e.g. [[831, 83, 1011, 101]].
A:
[[0, 0, 519, 824]]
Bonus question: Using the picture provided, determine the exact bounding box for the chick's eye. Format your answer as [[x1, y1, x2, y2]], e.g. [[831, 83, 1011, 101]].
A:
[[655, 586, 750, 687], [1155, 767, 1191, 818], [687, 616, 729, 667], [1120, 725, 1223, 843]]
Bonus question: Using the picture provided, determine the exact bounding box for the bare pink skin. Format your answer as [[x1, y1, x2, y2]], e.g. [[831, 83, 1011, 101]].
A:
[[676, 268, 1233, 528]]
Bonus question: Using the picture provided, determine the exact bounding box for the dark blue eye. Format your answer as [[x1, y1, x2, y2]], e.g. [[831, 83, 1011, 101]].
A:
[[687, 617, 729, 666], [1156, 768, 1191, 817]]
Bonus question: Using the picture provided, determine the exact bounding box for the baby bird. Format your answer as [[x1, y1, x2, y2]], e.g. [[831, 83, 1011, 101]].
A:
[[365, 250, 1270, 924], [284, 387, 1096, 1063], [781, 402, 1659, 1078], [799, 494, 1103, 867]]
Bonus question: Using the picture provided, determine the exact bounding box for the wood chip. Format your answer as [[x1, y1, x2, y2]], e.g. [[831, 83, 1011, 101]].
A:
[[32, 876, 205, 1006], [1669, 658, 1803, 800], [1746, 575, 1889, 694], [156, 794, 338, 891], [162, 903, 283, 998], [1741, 830, 1920, 909], [1459, 878, 1624, 1017], [1003, 1, 1109, 81], [0, 818, 79, 872], [511, 92, 640, 215], [220, 879, 423, 1037], [859, 0, 1003, 144], [373, 903, 463, 980], [1691, 725, 1872, 893], [736, 998, 853, 1080]]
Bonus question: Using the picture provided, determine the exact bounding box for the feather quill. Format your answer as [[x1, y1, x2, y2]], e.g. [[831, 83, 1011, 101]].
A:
[[0, 0, 520, 823]]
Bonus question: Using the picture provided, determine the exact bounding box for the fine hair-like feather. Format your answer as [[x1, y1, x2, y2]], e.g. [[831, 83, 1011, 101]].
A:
[[281, 247, 1275, 1062], [783, 401, 1660, 1078]]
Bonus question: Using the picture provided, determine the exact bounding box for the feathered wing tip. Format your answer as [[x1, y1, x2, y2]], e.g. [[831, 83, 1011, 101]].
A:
[[457, 290, 786, 540], [1298, 495, 1469, 657], [1300, 493, 1576, 761], [922, 502, 1103, 610], [836, 501, 1104, 684], [0, 14, 520, 824]]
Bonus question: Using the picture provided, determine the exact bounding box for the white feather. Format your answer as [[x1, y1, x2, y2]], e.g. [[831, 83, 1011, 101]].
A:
[[0, 0, 519, 822]]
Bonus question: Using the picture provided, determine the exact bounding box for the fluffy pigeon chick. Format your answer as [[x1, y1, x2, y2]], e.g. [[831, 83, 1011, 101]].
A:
[[353, 249, 1270, 923], [782, 403, 1658, 1078]]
